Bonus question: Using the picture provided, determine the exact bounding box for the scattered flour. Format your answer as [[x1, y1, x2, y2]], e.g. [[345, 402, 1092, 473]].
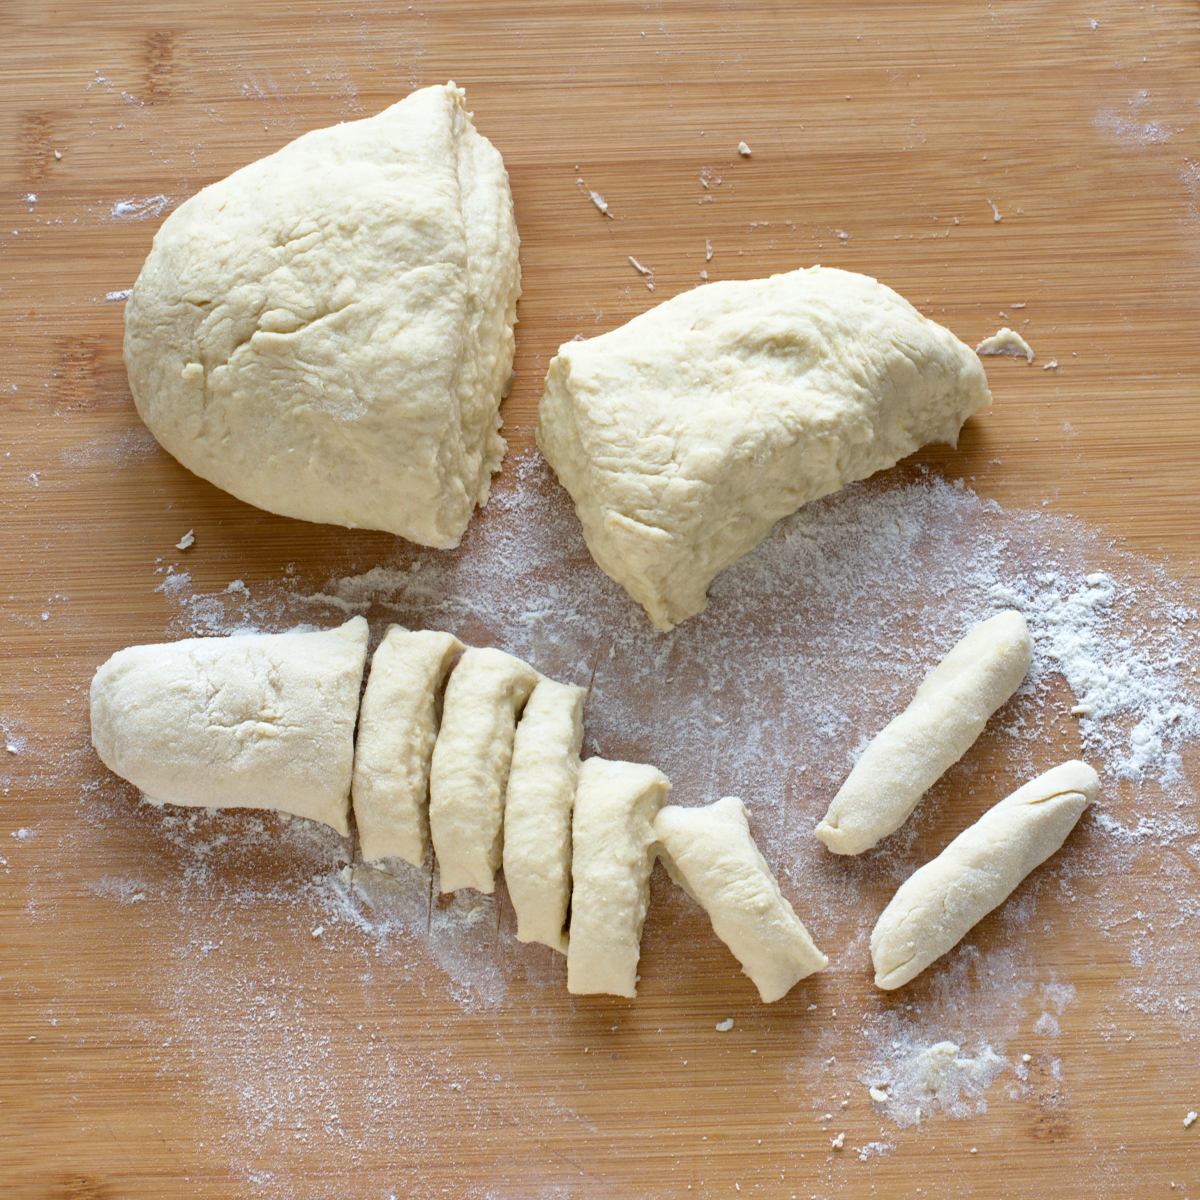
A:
[[110, 194, 172, 221]]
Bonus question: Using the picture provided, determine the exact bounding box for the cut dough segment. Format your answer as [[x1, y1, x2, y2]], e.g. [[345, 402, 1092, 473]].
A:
[[89, 617, 369, 834], [870, 759, 1099, 989], [351, 626, 463, 866], [503, 678, 587, 953], [816, 610, 1032, 855], [655, 797, 828, 1002], [429, 647, 540, 893], [124, 82, 520, 547], [567, 757, 670, 997], [537, 266, 991, 630]]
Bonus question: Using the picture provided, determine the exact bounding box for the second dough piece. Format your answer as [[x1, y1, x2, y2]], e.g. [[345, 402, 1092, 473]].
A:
[[870, 759, 1099, 989], [429, 646, 540, 893], [655, 797, 828, 1002], [503, 679, 587, 953], [567, 758, 670, 998], [815, 610, 1032, 855], [351, 626, 463, 867]]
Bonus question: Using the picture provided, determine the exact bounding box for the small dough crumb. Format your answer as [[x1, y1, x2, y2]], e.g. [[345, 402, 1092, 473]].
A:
[[1185, 1110, 1198, 1128], [176, 529, 195, 551], [737, 141, 752, 157], [869, 1085, 889, 1103], [987, 197, 1003, 222], [831, 1132, 845, 1150], [976, 327, 1035, 364], [311, 925, 324, 938], [715, 1017, 735, 1032], [1043, 358, 1059, 370], [589, 190, 611, 217]]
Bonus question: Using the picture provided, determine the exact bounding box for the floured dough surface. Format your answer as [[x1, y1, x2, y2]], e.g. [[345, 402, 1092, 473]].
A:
[[503, 678, 586, 953], [567, 757, 670, 997], [655, 797, 828, 1002], [429, 646, 540, 894], [352, 626, 462, 867], [816, 610, 1033, 855], [125, 82, 520, 547], [870, 759, 1099, 989], [89, 617, 369, 834], [538, 266, 991, 630]]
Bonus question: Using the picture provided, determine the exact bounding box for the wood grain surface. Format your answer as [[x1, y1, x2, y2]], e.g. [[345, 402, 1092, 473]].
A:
[[2, 2, 1199, 1198]]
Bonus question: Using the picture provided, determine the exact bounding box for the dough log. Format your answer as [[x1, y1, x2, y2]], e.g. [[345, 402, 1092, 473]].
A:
[[89, 617, 369, 834], [537, 266, 991, 631], [429, 647, 540, 894], [567, 758, 670, 997], [503, 678, 587, 953], [815, 610, 1032, 855], [125, 82, 520, 547], [870, 760, 1099, 990], [655, 797, 828, 1002], [351, 626, 462, 867]]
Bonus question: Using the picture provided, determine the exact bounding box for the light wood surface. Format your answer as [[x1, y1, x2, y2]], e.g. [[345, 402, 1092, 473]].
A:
[[2, 2, 1199, 1197]]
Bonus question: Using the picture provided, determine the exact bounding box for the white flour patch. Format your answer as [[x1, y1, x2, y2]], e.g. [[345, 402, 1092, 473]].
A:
[[110, 194, 172, 220]]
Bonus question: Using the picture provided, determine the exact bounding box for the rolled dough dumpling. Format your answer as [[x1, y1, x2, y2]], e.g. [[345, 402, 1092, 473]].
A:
[[815, 610, 1033, 855], [503, 678, 587, 953], [429, 647, 540, 894], [567, 758, 670, 998], [89, 617, 369, 834], [351, 626, 463, 867], [870, 759, 1099, 990], [537, 267, 991, 631], [655, 797, 828, 1002], [124, 82, 520, 547]]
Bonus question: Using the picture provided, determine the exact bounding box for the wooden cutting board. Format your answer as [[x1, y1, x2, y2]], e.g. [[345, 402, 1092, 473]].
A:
[[2, 2, 1198, 1197]]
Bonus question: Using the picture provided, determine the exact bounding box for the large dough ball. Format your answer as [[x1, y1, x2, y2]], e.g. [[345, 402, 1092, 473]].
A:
[[124, 82, 520, 548], [537, 267, 991, 631]]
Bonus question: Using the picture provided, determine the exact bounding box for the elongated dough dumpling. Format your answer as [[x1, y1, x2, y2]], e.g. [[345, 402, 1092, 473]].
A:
[[351, 626, 463, 866], [567, 758, 670, 997], [816, 610, 1032, 855], [89, 617, 369, 834], [870, 759, 1099, 990], [655, 797, 828, 1002], [503, 679, 587, 953], [429, 646, 540, 893]]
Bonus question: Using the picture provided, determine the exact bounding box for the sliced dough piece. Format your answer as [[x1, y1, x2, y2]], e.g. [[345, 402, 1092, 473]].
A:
[[816, 610, 1032, 855], [567, 757, 670, 997], [428, 646, 540, 893], [351, 625, 463, 867], [89, 617, 368, 834], [655, 797, 828, 1002], [124, 82, 520, 547], [503, 678, 587, 953], [537, 266, 991, 630], [870, 760, 1099, 990]]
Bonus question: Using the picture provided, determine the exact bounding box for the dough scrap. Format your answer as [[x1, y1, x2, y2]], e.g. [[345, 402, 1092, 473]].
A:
[[870, 759, 1099, 989], [89, 617, 368, 834], [351, 626, 463, 867], [124, 82, 520, 547], [567, 758, 670, 997], [503, 678, 587, 953], [537, 266, 991, 630], [655, 797, 828, 1002], [428, 646, 540, 893], [816, 610, 1032, 855]]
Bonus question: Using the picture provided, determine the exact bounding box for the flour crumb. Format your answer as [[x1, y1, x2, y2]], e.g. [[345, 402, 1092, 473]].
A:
[[105, 288, 132, 302], [868, 1085, 890, 1103], [176, 529, 196, 551], [830, 1131, 845, 1150], [705, 239, 713, 262], [715, 1017, 735, 1032], [976, 327, 1035, 363], [1089, 17, 1099, 29], [987, 198, 1003, 223], [737, 141, 752, 157], [627, 255, 655, 291], [1185, 1110, 1197, 1129], [836, 229, 850, 243], [11, 827, 36, 842], [1043, 358, 1059, 370], [311, 925, 325, 939]]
